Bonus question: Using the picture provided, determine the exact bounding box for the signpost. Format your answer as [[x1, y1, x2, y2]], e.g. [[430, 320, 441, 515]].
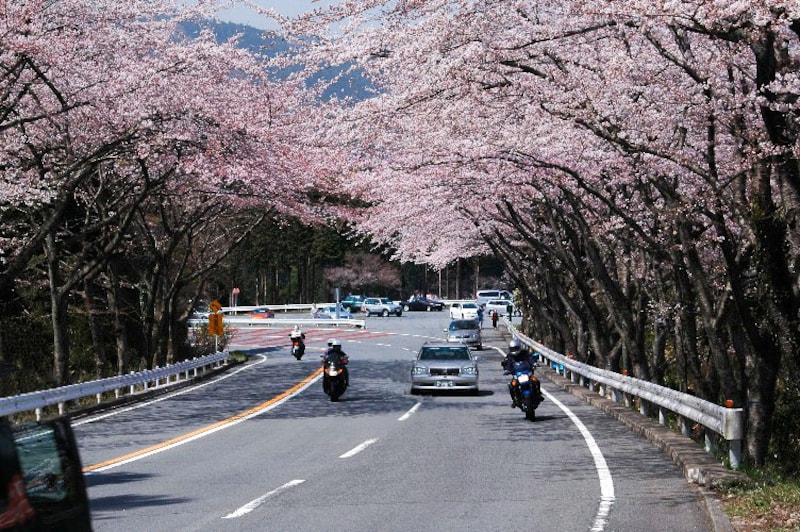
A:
[[208, 299, 224, 351]]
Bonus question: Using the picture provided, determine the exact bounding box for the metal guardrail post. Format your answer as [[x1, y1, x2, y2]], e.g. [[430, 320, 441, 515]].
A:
[[723, 407, 744, 469], [681, 417, 692, 437]]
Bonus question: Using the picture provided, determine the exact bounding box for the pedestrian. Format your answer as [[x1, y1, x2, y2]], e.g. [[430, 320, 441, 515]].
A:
[[477, 304, 485, 328], [492, 310, 499, 329]]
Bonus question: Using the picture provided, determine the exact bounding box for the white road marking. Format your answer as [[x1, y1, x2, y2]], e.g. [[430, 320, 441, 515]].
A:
[[543, 389, 616, 531], [339, 438, 378, 458], [398, 402, 421, 421], [222, 479, 306, 519]]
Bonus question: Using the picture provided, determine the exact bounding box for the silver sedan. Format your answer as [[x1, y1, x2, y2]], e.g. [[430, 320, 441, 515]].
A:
[[410, 343, 480, 394]]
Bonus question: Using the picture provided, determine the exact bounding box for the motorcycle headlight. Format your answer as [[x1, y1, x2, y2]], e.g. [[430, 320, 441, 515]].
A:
[[412, 366, 428, 375]]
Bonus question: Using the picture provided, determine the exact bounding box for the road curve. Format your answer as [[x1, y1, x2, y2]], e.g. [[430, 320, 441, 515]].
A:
[[74, 312, 712, 531]]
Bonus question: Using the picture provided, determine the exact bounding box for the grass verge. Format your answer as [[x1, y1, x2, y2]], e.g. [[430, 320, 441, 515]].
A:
[[720, 468, 800, 531]]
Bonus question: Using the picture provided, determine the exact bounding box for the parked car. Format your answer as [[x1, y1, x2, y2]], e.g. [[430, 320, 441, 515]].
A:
[[485, 299, 514, 317], [361, 297, 403, 317], [449, 301, 479, 319], [340, 295, 367, 313], [410, 342, 480, 394], [445, 319, 482, 350], [400, 295, 444, 312], [313, 304, 354, 320], [476, 289, 513, 307], [250, 307, 275, 319], [0, 416, 92, 530], [190, 303, 211, 319]]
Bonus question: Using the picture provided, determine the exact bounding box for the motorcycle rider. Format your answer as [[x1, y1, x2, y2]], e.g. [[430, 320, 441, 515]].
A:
[[289, 326, 306, 342], [322, 338, 349, 385], [502, 339, 544, 407], [289, 326, 306, 358]]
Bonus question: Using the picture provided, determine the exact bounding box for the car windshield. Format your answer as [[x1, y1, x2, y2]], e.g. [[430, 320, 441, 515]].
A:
[[462, 303, 478, 309], [379, 298, 392, 304], [449, 320, 478, 331], [418, 347, 471, 361]]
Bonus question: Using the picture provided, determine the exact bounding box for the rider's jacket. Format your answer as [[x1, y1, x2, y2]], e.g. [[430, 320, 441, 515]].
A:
[[323, 349, 348, 365], [502, 350, 537, 374]]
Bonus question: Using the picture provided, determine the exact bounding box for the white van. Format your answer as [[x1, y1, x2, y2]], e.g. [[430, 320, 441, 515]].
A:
[[476, 289, 512, 307]]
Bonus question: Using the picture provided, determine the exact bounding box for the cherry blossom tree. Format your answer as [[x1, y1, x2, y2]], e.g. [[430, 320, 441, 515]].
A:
[[275, 0, 799, 465], [0, 0, 325, 383]]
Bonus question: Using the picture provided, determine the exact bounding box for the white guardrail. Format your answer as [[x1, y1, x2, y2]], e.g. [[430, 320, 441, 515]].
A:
[[3, 310, 369, 421], [0, 351, 230, 421], [505, 320, 745, 469]]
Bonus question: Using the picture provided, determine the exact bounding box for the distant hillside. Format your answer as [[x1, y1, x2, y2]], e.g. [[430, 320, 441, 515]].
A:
[[178, 20, 374, 101]]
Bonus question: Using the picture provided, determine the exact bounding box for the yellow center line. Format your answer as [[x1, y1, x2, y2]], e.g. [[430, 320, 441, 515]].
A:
[[83, 367, 323, 473]]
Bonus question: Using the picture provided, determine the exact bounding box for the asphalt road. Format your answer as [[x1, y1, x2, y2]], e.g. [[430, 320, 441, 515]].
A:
[[74, 312, 712, 531]]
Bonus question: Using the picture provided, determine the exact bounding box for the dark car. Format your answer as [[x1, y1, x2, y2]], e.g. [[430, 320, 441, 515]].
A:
[[400, 295, 444, 312], [340, 295, 366, 313], [1, 416, 92, 530]]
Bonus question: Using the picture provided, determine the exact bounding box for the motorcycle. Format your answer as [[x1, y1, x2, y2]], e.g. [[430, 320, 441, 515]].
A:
[[508, 361, 542, 421], [289, 331, 305, 360], [321, 352, 349, 402]]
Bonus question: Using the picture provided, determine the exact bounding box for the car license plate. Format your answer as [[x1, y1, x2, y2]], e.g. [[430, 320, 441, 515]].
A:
[[436, 381, 454, 387]]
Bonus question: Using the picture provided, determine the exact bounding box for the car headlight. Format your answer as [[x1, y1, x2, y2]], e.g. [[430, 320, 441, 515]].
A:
[[412, 366, 428, 375], [461, 366, 478, 375]]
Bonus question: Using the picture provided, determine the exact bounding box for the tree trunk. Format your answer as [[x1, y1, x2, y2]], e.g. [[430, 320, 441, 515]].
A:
[[82, 278, 108, 378], [45, 233, 70, 386], [107, 261, 131, 375], [745, 348, 780, 466]]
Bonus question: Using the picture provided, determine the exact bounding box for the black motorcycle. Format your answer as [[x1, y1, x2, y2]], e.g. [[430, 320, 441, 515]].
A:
[[322, 352, 349, 402], [508, 361, 542, 421]]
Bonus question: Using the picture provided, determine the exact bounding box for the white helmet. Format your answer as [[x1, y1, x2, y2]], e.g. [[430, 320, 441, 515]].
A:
[[328, 338, 341, 350]]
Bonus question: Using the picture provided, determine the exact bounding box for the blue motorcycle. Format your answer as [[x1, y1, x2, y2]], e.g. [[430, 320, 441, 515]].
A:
[[508, 361, 542, 421]]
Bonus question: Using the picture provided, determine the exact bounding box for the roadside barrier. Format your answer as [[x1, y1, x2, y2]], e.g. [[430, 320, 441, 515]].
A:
[[0, 351, 229, 420], [505, 320, 744, 469]]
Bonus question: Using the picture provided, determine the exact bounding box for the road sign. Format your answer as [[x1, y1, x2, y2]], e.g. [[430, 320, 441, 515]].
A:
[[208, 313, 224, 336], [209, 299, 222, 313]]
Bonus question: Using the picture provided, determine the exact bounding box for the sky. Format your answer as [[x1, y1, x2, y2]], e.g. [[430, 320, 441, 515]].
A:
[[210, 1, 327, 30]]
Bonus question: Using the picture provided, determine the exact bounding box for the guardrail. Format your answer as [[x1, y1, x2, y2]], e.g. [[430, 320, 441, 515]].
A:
[[505, 320, 745, 469], [0, 351, 230, 421]]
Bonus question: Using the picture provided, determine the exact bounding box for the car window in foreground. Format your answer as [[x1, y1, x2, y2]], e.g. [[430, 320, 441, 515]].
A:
[[12, 420, 92, 530]]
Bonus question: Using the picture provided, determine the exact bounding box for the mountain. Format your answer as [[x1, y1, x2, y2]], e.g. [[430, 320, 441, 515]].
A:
[[179, 20, 374, 101]]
